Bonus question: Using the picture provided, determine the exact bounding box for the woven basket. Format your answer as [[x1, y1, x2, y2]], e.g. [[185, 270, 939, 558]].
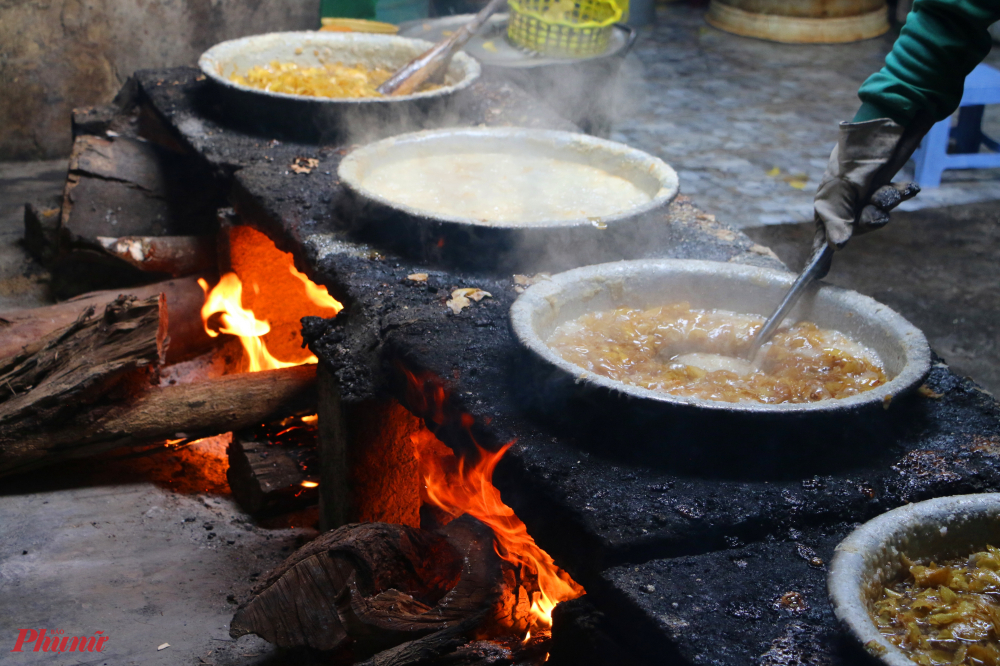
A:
[[507, 0, 622, 58]]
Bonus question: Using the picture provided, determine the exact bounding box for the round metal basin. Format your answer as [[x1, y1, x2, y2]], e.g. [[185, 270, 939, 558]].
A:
[[828, 494, 1000, 666], [337, 127, 679, 270], [399, 14, 637, 135], [509, 258, 930, 418], [197, 32, 481, 142]]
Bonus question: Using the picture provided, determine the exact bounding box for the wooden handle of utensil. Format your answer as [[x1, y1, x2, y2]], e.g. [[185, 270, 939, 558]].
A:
[[377, 0, 507, 96]]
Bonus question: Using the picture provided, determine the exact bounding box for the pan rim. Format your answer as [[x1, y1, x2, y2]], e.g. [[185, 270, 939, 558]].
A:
[[509, 258, 931, 415], [337, 126, 680, 230], [197, 31, 482, 105]]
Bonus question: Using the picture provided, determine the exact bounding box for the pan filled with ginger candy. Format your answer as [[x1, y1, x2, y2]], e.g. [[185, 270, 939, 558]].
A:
[[509, 259, 931, 419], [197, 32, 480, 142], [829, 494, 1000, 666]]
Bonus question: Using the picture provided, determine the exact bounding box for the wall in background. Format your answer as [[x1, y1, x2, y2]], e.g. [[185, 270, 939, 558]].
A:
[[0, 0, 321, 161]]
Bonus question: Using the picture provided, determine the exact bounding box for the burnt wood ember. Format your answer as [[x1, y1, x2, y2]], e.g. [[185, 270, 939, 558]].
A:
[[0, 275, 216, 364], [23, 198, 61, 265], [230, 515, 506, 660], [547, 597, 650, 666], [129, 67, 1000, 664], [227, 417, 320, 515]]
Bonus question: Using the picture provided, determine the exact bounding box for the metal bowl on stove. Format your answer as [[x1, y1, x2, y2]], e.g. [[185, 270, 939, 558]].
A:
[[197, 32, 481, 142], [828, 494, 1000, 666], [509, 259, 930, 468], [399, 14, 636, 136], [337, 127, 678, 271]]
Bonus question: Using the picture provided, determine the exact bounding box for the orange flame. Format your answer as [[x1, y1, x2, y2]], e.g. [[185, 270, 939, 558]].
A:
[[411, 430, 584, 634], [198, 270, 342, 373], [289, 264, 343, 314]]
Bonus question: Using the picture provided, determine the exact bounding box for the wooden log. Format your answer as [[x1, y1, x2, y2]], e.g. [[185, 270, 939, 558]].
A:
[[95, 235, 216, 277], [0, 294, 164, 474], [61, 134, 221, 244], [227, 422, 320, 515], [0, 357, 316, 478], [230, 515, 505, 658], [0, 275, 215, 364], [355, 618, 491, 666]]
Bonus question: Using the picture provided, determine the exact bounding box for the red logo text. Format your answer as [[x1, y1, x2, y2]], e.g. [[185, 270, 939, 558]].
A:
[[10, 629, 109, 653]]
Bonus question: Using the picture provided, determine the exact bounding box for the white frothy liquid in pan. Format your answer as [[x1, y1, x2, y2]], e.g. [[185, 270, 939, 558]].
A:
[[361, 152, 652, 224]]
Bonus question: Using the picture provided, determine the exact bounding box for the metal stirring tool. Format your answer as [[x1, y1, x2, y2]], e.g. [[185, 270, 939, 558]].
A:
[[675, 119, 929, 374], [377, 0, 507, 96], [742, 117, 932, 362]]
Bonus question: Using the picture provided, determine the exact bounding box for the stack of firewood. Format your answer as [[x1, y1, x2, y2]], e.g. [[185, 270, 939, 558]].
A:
[[1, 88, 317, 480]]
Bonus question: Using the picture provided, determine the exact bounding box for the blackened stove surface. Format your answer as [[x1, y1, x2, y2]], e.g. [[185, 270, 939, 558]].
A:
[[135, 68, 1000, 665]]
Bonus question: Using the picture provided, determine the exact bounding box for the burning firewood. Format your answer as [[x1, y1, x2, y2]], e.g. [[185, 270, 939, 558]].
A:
[[0, 275, 216, 364], [229, 516, 508, 660], [227, 418, 320, 515], [0, 288, 316, 477]]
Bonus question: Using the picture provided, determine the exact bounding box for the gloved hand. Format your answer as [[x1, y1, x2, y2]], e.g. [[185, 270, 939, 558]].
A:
[[813, 118, 924, 250]]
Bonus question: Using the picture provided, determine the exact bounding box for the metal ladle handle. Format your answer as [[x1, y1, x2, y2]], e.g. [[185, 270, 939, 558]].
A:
[[745, 112, 935, 361], [745, 240, 832, 360]]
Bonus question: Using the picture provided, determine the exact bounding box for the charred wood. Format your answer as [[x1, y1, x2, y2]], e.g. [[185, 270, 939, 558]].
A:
[[227, 422, 319, 515], [432, 640, 513, 666], [354, 616, 489, 666], [52, 132, 226, 297], [61, 134, 223, 245], [230, 516, 506, 660], [23, 198, 62, 266], [95, 235, 216, 277], [0, 275, 216, 364], [547, 597, 649, 666], [0, 306, 315, 477]]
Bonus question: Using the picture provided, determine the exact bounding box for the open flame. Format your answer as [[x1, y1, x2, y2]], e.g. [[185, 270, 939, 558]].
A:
[[198, 265, 342, 372], [411, 429, 584, 635]]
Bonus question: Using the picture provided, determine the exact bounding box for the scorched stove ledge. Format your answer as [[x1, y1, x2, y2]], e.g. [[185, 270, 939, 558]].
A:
[[127, 66, 1000, 666]]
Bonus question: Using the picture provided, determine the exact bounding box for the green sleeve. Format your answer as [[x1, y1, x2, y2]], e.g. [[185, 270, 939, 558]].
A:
[[852, 0, 1000, 126]]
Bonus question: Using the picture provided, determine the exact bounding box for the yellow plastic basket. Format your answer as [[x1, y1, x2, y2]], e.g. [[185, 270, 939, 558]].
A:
[[507, 0, 622, 58]]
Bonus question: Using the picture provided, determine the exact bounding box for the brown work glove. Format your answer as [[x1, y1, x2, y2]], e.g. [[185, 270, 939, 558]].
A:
[[813, 118, 923, 250]]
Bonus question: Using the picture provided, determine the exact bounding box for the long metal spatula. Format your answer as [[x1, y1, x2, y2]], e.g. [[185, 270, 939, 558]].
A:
[[744, 118, 932, 361], [377, 0, 507, 96]]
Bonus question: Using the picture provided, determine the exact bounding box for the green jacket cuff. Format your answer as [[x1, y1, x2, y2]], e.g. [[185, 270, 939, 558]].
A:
[[852, 101, 904, 125]]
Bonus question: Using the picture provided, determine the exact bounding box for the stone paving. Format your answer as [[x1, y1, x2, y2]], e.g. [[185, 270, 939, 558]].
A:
[[613, 4, 1000, 229]]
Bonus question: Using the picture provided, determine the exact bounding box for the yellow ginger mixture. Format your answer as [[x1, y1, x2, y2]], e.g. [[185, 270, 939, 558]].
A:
[[229, 61, 439, 98], [874, 546, 1000, 666], [547, 302, 886, 404]]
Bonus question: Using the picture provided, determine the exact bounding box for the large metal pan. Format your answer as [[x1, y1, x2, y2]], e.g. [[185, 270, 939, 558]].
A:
[[337, 127, 679, 271], [198, 32, 481, 143], [398, 14, 637, 136], [509, 259, 932, 473], [829, 494, 1000, 666]]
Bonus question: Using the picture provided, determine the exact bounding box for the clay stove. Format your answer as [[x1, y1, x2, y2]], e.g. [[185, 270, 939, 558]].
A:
[[41, 65, 1000, 666]]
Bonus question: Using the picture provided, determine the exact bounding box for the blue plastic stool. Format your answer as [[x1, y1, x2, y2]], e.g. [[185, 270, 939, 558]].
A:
[[911, 63, 1000, 188]]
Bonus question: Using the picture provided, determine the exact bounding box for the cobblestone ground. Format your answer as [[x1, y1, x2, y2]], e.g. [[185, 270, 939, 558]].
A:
[[613, 4, 1000, 229]]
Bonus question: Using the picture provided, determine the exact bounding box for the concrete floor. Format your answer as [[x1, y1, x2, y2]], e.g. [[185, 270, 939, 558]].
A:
[[744, 201, 1000, 398], [1, 443, 313, 666], [0, 160, 63, 311], [614, 4, 1000, 228], [1, 6, 999, 664]]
